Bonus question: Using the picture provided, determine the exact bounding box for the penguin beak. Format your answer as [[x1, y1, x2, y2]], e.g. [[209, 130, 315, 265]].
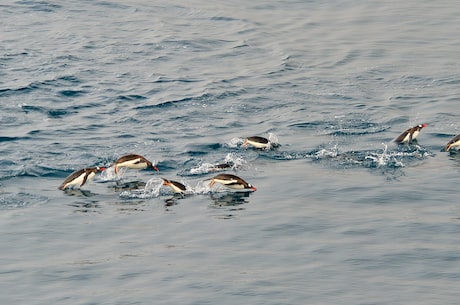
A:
[[250, 185, 257, 191], [153, 165, 159, 171], [421, 123, 428, 128], [98, 167, 106, 171]]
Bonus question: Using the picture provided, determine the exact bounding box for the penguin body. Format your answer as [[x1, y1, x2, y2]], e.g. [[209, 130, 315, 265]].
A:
[[242, 136, 270, 149], [209, 173, 256, 191], [394, 124, 428, 144], [162, 178, 187, 194], [59, 167, 105, 190], [445, 134, 460, 151], [114, 154, 158, 174]]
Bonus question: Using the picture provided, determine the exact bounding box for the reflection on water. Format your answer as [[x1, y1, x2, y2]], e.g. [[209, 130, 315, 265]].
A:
[[62, 189, 96, 197], [207, 192, 253, 219], [67, 200, 101, 213], [110, 180, 146, 192], [447, 150, 460, 165], [206, 192, 252, 219], [164, 193, 187, 207], [209, 191, 252, 207]]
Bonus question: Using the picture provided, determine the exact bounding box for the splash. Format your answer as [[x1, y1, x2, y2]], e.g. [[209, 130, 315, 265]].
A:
[[365, 144, 393, 168], [188, 153, 247, 175], [311, 142, 433, 170], [189, 163, 222, 175], [119, 177, 162, 199], [144, 177, 163, 196], [267, 133, 281, 148], [193, 180, 213, 194], [268, 132, 279, 144], [228, 137, 244, 148], [314, 144, 339, 159], [224, 152, 246, 166], [97, 166, 121, 181], [118, 176, 256, 199]]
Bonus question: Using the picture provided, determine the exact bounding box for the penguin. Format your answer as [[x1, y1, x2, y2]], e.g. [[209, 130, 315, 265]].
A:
[[394, 124, 428, 144], [210, 162, 233, 171], [209, 173, 256, 191], [162, 178, 187, 194], [444, 134, 460, 152], [59, 167, 105, 190], [242, 136, 270, 149], [113, 154, 158, 174]]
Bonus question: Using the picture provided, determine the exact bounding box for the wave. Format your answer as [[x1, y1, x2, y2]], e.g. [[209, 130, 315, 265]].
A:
[[0, 75, 83, 98], [289, 116, 390, 136], [15, 0, 62, 12], [0, 192, 48, 209]]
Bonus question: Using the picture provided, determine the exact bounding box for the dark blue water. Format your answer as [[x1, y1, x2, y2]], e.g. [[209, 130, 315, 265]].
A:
[[1, 1, 460, 304]]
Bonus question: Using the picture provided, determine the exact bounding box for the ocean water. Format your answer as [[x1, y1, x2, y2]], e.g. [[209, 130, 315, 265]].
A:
[[1, 0, 460, 304]]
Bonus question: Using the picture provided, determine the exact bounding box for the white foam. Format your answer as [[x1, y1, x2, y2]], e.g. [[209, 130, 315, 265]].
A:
[[228, 137, 244, 148]]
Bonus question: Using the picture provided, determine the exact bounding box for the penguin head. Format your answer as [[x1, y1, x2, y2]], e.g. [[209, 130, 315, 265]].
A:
[[149, 162, 159, 171], [419, 123, 428, 129]]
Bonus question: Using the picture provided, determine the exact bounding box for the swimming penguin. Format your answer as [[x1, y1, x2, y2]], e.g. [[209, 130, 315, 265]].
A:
[[444, 134, 460, 152], [113, 154, 158, 174], [242, 136, 270, 149], [209, 173, 256, 191], [394, 124, 428, 144], [162, 178, 187, 194], [210, 162, 233, 171], [59, 167, 105, 190]]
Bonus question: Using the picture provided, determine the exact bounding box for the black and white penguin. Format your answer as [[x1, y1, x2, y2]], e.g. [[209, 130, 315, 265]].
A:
[[444, 134, 460, 152], [209, 173, 256, 191], [59, 167, 105, 190], [162, 178, 187, 194], [242, 136, 270, 149], [394, 124, 428, 144], [210, 162, 232, 171], [113, 154, 158, 174]]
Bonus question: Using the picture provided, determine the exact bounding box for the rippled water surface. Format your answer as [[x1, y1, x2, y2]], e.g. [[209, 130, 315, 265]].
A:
[[1, 1, 460, 304]]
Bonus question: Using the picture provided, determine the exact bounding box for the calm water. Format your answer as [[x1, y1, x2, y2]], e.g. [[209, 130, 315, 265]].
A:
[[1, 0, 460, 304]]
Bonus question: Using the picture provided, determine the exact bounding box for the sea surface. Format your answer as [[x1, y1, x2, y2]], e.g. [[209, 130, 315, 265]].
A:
[[1, 1, 460, 304]]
